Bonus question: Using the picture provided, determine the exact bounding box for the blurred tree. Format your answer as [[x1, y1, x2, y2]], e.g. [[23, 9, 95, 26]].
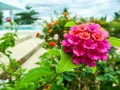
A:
[[100, 15, 107, 21], [14, 5, 39, 25], [109, 10, 120, 37], [114, 10, 120, 21], [0, 11, 3, 25]]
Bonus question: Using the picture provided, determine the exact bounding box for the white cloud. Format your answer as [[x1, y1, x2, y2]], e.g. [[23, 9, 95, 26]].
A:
[[11, 0, 120, 21]]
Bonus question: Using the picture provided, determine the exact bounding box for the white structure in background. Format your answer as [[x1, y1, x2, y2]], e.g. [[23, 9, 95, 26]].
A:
[[0, 0, 25, 23]]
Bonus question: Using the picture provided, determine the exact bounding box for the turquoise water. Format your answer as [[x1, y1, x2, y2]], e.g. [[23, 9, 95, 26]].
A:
[[0, 25, 41, 30]]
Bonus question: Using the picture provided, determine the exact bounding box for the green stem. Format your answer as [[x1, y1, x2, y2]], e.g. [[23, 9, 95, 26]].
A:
[[3, 52, 12, 81], [48, 73, 60, 84]]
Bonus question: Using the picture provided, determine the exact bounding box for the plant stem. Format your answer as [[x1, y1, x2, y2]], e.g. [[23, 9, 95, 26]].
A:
[[3, 52, 12, 81]]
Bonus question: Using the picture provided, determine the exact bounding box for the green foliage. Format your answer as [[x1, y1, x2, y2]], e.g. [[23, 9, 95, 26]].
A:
[[108, 37, 120, 47], [14, 5, 39, 24], [58, 49, 76, 73], [0, 87, 16, 90], [56, 76, 63, 85], [64, 21, 76, 27], [0, 22, 17, 58], [1, 9, 120, 90], [16, 66, 53, 89], [109, 21, 120, 37], [5, 22, 17, 31], [50, 84, 67, 90], [0, 10, 3, 25], [48, 49, 61, 56], [114, 10, 120, 21], [90, 66, 97, 74], [110, 21, 120, 30], [0, 22, 25, 88], [40, 9, 77, 49]]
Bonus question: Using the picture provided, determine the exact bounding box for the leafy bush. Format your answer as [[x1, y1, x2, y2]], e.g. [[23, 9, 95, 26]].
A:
[[1, 21, 120, 90]]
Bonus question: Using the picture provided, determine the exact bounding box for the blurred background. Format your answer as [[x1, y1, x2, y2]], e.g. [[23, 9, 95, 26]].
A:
[[0, 0, 120, 30]]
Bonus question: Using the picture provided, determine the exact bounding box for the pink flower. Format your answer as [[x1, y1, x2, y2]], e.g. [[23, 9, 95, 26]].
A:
[[63, 34, 81, 45], [61, 39, 71, 47], [79, 32, 90, 40], [102, 30, 110, 38], [99, 52, 108, 62], [87, 49, 100, 60], [92, 32, 105, 41], [64, 46, 73, 53], [78, 24, 88, 31], [85, 58, 96, 67], [72, 56, 81, 65], [61, 23, 111, 67], [96, 41, 108, 53], [72, 55, 85, 65], [69, 26, 80, 35], [88, 23, 100, 32], [67, 35, 81, 45], [83, 39, 96, 49], [73, 44, 85, 56], [64, 33, 71, 39], [103, 40, 111, 49]]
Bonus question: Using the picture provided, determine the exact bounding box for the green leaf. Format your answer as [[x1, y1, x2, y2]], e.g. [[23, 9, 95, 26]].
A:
[[57, 49, 77, 73], [17, 66, 52, 89], [40, 52, 49, 60], [90, 66, 96, 74], [56, 76, 63, 85], [116, 70, 120, 74], [105, 74, 115, 81], [1, 87, 16, 90], [65, 21, 76, 27], [63, 74, 72, 82], [50, 85, 67, 90], [0, 63, 6, 71], [48, 49, 61, 56], [96, 75, 107, 81], [108, 37, 120, 47]]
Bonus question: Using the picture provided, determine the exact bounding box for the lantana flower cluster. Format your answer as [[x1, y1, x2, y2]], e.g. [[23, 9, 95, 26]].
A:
[[61, 23, 111, 67]]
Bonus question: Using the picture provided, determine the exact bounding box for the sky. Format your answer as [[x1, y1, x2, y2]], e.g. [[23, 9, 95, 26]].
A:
[[1, 0, 120, 21]]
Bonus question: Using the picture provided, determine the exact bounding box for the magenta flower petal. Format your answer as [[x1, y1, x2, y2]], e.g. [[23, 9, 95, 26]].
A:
[[92, 32, 105, 41], [78, 24, 88, 31], [99, 52, 108, 61], [87, 50, 100, 60], [69, 26, 80, 35], [73, 44, 85, 56], [83, 39, 96, 49], [102, 30, 110, 38], [64, 34, 71, 39], [68, 36, 80, 45], [72, 56, 81, 65], [72, 55, 85, 65], [61, 39, 71, 47], [103, 40, 111, 49], [85, 58, 96, 67], [97, 41, 108, 53], [100, 55, 108, 62], [88, 23, 100, 32], [64, 46, 73, 53]]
